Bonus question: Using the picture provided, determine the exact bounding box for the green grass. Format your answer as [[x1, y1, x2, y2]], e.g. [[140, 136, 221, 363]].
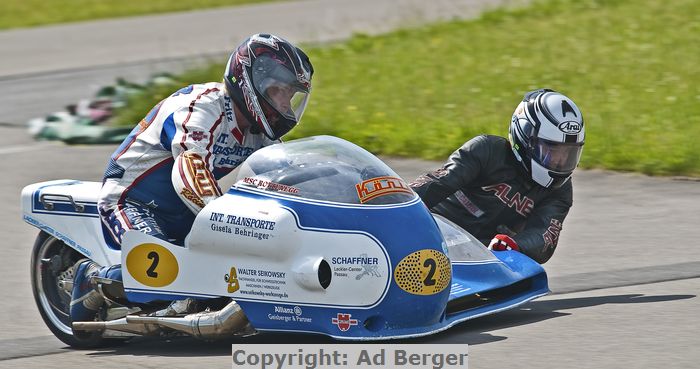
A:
[[114, 0, 700, 177], [0, 0, 281, 30]]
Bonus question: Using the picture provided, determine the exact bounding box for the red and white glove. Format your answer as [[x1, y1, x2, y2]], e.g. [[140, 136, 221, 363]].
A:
[[488, 234, 520, 251]]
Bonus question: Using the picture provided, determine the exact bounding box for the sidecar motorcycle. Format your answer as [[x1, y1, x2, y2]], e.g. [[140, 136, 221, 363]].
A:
[[21, 135, 548, 347]]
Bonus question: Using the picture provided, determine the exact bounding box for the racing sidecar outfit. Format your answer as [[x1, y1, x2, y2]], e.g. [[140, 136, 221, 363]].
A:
[[410, 135, 573, 264], [99, 82, 276, 245]]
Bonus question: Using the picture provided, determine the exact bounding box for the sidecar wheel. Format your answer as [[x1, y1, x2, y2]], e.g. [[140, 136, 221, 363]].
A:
[[30, 231, 109, 348]]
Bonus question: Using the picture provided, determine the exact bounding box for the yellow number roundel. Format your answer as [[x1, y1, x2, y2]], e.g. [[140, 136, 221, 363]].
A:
[[126, 243, 179, 287], [394, 249, 451, 295]]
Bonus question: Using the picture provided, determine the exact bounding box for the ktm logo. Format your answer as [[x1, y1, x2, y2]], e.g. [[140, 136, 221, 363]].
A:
[[356, 176, 412, 203]]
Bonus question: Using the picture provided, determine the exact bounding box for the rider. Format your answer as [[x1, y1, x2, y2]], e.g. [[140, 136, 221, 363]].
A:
[[70, 33, 314, 322], [410, 88, 584, 264]]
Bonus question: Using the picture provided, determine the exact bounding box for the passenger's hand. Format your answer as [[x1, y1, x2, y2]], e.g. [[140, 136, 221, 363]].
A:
[[488, 234, 520, 251]]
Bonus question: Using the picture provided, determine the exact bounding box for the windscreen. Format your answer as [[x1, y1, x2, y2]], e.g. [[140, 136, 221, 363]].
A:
[[234, 136, 417, 205], [432, 214, 498, 263]]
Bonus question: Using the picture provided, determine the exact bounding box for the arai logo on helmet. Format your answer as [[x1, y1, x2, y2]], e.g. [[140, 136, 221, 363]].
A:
[[558, 121, 582, 134]]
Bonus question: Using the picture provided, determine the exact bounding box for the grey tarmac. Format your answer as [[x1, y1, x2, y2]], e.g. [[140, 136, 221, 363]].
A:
[[0, 0, 697, 367]]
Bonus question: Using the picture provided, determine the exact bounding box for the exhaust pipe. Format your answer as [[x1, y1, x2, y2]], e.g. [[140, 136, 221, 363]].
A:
[[72, 317, 160, 336], [126, 300, 254, 340]]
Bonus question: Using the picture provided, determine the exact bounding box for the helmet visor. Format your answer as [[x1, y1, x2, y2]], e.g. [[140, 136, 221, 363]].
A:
[[252, 55, 310, 123], [532, 138, 583, 172]]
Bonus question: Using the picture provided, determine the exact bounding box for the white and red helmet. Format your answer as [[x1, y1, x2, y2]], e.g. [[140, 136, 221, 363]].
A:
[[509, 89, 585, 188], [224, 34, 313, 140]]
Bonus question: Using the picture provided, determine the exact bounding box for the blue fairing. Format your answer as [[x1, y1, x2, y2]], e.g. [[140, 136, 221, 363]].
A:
[[229, 188, 449, 337], [221, 188, 548, 340], [122, 136, 549, 339]]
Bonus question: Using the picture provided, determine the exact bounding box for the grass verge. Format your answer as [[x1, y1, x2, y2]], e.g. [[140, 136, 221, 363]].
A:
[[0, 0, 281, 30], [114, 0, 700, 176]]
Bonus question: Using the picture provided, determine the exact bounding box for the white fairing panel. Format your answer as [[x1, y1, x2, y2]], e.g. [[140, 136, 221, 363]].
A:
[[121, 194, 391, 308], [21, 180, 121, 266]]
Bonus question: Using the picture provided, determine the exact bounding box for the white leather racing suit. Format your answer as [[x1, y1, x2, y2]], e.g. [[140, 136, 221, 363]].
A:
[[99, 82, 277, 245]]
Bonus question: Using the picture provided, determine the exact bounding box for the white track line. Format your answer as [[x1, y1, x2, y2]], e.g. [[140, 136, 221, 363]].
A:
[[0, 145, 46, 155]]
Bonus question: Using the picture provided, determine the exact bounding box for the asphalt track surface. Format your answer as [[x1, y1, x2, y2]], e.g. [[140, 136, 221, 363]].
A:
[[1, 1, 699, 368]]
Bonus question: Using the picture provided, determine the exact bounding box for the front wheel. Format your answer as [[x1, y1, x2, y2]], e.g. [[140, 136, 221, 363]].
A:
[[30, 231, 108, 348]]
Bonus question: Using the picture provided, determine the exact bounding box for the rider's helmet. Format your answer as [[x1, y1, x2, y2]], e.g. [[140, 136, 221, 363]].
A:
[[509, 88, 585, 188], [224, 33, 314, 140]]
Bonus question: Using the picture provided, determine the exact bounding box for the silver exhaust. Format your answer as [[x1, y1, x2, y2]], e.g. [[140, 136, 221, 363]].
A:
[[72, 317, 160, 336], [126, 300, 254, 340]]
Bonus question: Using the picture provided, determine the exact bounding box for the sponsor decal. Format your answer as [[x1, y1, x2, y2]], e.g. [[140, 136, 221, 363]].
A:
[[243, 177, 300, 195], [432, 168, 449, 178], [227, 266, 289, 299], [213, 145, 255, 167], [356, 176, 412, 203], [408, 168, 447, 188], [330, 254, 382, 279], [224, 96, 234, 122], [122, 203, 164, 235], [408, 175, 429, 188], [217, 156, 245, 167], [209, 211, 275, 240], [126, 243, 179, 288], [190, 131, 207, 142], [558, 121, 582, 134], [331, 256, 379, 265], [268, 305, 312, 323], [542, 218, 563, 252], [355, 260, 381, 280], [237, 268, 286, 278], [209, 212, 275, 229], [331, 313, 358, 332], [225, 266, 240, 293], [481, 183, 534, 217], [394, 249, 451, 295], [182, 152, 220, 197], [23, 215, 92, 257], [212, 145, 256, 157], [180, 188, 205, 209], [454, 190, 485, 217]]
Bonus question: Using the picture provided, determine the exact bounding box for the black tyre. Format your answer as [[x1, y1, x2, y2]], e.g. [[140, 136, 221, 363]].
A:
[[30, 231, 109, 348]]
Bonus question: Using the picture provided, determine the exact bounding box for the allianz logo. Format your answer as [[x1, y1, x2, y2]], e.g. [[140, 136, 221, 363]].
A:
[[274, 305, 303, 316]]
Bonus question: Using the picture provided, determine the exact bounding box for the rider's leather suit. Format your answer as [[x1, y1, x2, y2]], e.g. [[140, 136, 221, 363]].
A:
[[410, 135, 573, 264], [99, 82, 276, 245]]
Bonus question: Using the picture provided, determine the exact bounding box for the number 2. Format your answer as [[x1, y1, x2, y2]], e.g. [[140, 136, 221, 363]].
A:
[[147, 251, 159, 278], [423, 258, 436, 286]]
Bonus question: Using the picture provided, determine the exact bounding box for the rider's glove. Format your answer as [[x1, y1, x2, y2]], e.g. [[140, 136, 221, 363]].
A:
[[488, 234, 520, 251]]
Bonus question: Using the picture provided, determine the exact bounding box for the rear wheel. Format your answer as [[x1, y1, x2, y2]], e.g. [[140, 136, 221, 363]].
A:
[[30, 231, 108, 348]]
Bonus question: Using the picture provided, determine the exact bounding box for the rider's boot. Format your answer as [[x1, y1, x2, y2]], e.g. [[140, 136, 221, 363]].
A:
[[69, 259, 104, 322], [70, 259, 126, 321]]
